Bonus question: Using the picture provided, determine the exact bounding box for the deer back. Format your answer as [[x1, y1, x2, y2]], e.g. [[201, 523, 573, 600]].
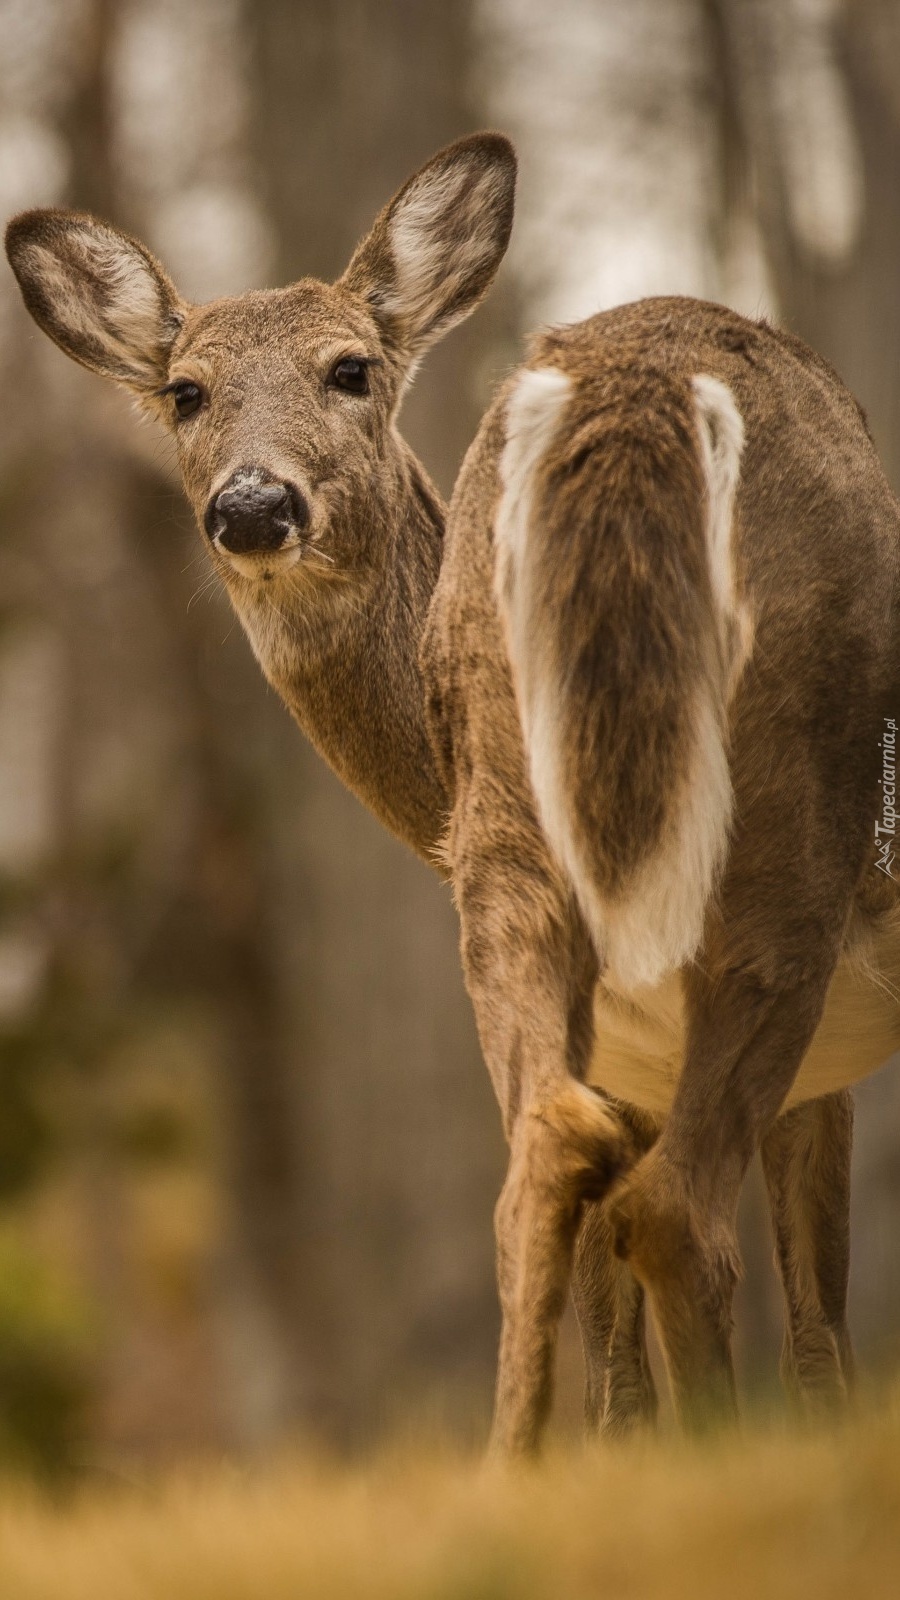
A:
[[425, 295, 900, 994]]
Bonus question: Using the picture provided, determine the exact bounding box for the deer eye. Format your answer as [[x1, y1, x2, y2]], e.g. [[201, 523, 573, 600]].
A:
[[328, 357, 369, 395], [172, 380, 205, 418]]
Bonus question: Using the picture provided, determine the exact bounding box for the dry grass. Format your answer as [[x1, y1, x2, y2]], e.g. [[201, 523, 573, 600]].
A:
[[2, 1396, 900, 1600]]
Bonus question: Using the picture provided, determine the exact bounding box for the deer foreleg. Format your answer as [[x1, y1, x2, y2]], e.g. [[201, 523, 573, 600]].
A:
[[454, 831, 630, 1457]]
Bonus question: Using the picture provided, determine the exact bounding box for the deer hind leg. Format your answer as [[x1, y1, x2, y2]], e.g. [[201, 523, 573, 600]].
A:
[[608, 950, 840, 1432], [491, 1082, 630, 1455], [454, 844, 631, 1457], [572, 1101, 660, 1438], [762, 1091, 855, 1413]]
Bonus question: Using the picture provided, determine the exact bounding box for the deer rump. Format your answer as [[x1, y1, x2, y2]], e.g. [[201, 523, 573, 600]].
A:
[[493, 358, 900, 1116]]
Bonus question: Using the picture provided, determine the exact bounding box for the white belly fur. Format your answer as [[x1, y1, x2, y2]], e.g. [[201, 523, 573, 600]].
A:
[[588, 916, 900, 1115]]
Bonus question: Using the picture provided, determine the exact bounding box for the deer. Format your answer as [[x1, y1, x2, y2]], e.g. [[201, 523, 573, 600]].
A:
[[7, 132, 900, 1457]]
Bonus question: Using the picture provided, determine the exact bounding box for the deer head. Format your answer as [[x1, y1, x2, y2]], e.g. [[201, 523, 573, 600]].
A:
[[6, 132, 515, 596], [6, 135, 516, 851]]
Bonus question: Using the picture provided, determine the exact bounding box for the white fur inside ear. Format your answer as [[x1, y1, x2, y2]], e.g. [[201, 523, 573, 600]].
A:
[[383, 161, 509, 342], [19, 228, 171, 384]]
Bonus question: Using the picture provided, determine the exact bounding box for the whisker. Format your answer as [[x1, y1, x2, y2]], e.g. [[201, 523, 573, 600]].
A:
[[181, 550, 212, 575], [186, 569, 226, 612], [302, 543, 335, 566]]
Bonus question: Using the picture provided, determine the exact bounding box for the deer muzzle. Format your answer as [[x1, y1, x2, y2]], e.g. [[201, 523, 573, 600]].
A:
[[205, 470, 309, 556]]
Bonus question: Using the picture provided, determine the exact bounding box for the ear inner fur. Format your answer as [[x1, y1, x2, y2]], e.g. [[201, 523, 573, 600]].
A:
[[5, 208, 184, 389], [339, 131, 516, 361]]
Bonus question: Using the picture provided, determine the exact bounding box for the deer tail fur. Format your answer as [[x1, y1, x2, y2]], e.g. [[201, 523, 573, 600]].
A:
[[493, 362, 748, 991]]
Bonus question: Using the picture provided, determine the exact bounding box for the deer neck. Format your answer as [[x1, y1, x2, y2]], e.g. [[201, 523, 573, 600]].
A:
[[235, 437, 449, 864]]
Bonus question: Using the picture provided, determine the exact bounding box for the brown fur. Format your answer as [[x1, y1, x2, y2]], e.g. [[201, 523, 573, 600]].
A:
[[428, 292, 899, 1439], [519, 353, 712, 892], [7, 134, 898, 1455]]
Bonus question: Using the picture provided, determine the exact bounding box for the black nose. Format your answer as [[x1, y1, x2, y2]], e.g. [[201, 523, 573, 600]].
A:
[[205, 474, 308, 555]]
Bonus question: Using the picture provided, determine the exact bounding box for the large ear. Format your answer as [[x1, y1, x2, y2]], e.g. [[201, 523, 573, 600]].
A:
[[5, 209, 185, 392], [339, 132, 516, 363]]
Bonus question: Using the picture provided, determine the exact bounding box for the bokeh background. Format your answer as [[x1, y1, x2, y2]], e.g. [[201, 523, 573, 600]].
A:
[[1, 0, 900, 1480]]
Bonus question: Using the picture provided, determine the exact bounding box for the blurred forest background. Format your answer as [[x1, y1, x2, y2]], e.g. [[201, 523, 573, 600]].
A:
[[1, 0, 900, 1479]]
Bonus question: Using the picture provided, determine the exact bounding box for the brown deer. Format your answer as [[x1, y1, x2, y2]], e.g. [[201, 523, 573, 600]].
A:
[[7, 134, 900, 1456]]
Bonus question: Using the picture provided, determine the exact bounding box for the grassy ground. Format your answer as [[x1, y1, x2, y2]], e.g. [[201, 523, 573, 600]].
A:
[[2, 1395, 900, 1600]]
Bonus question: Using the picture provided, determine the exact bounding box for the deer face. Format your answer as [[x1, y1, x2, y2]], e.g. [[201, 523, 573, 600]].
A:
[[163, 281, 397, 585], [5, 135, 516, 603]]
